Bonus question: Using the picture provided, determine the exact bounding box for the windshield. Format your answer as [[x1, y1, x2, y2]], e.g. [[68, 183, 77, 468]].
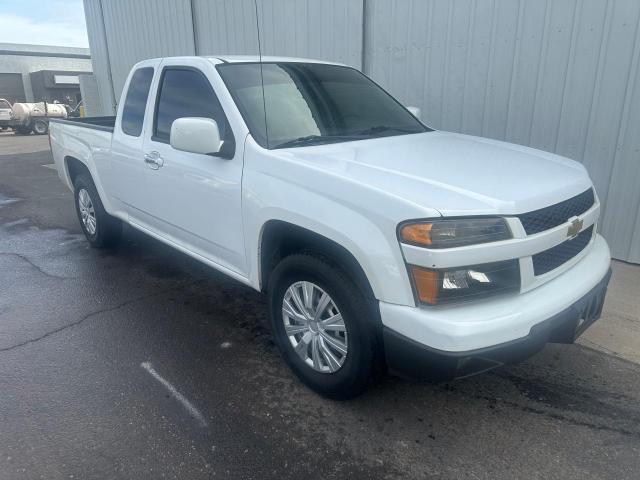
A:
[[217, 62, 429, 149], [0, 99, 11, 109]]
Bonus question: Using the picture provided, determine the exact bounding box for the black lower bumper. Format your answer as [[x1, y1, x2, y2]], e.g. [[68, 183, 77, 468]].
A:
[[384, 268, 612, 381]]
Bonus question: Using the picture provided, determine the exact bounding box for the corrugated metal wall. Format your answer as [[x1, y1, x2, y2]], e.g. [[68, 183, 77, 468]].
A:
[[82, 0, 116, 114], [78, 74, 102, 117], [364, 0, 640, 263], [83, 0, 640, 263], [193, 0, 362, 66]]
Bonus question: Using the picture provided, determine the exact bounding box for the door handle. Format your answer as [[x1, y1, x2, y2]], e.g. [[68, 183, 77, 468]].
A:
[[144, 151, 164, 170]]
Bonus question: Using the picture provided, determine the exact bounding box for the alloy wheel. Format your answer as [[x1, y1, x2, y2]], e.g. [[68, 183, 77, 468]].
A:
[[78, 188, 97, 235]]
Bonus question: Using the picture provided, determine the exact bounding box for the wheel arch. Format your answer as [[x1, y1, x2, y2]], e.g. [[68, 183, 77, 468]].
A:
[[65, 155, 91, 186], [259, 220, 376, 302]]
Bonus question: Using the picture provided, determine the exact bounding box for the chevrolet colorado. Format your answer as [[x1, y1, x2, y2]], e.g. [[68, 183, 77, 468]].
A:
[[49, 56, 611, 399]]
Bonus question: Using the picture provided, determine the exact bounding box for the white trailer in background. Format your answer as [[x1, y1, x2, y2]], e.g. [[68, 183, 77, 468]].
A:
[[10, 101, 68, 135]]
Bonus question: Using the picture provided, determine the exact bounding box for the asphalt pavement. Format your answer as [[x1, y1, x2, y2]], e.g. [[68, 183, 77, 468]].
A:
[[1, 132, 639, 480]]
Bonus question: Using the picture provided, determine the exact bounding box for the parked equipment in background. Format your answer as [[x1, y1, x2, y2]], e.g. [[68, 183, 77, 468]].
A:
[[10, 101, 68, 135], [0, 98, 12, 130]]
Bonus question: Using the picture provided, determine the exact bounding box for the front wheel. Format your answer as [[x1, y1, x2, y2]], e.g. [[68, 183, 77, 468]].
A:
[[73, 174, 122, 248], [268, 253, 381, 399]]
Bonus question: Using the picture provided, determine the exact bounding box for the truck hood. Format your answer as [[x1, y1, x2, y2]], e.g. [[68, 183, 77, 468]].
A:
[[277, 131, 593, 217]]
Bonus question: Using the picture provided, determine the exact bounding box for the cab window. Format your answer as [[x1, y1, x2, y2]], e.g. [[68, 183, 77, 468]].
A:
[[121, 67, 154, 137], [153, 68, 228, 144]]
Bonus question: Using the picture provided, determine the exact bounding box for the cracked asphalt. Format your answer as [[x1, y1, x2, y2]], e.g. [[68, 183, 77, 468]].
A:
[[1, 133, 639, 479]]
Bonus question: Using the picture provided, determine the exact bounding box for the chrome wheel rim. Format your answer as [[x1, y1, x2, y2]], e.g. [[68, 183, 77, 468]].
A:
[[282, 281, 348, 373], [78, 188, 96, 235]]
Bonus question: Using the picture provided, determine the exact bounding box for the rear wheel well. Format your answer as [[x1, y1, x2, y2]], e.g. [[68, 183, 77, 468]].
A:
[[65, 156, 90, 185], [259, 220, 376, 302]]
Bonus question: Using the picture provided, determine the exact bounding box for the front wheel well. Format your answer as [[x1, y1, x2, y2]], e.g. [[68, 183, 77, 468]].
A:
[[65, 156, 91, 185], [259, 220, 376, 301]]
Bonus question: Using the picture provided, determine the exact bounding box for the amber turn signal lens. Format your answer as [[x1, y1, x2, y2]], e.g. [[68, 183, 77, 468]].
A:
[[410, 266, 440, 305], [401, 223, 433, 246]]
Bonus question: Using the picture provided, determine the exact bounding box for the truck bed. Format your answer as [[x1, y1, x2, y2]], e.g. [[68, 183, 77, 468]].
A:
[[49, 116, 116, 133]]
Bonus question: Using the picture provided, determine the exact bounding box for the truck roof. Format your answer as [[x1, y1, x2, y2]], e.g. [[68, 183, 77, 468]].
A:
[[140, 55, 345, 66], [207, 55, 344, 66]]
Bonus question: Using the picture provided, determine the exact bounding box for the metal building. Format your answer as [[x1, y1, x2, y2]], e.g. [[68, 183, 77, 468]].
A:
[[0, 43, 92, 104], [83, 0, 640, 263]]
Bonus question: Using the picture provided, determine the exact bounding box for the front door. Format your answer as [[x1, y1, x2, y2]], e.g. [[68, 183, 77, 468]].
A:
[[133, 61, 246, 276]]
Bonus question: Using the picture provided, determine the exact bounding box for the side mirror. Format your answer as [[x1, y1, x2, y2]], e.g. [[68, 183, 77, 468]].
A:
[[406, 106, 421, 119], [170, 117, 223, 155]]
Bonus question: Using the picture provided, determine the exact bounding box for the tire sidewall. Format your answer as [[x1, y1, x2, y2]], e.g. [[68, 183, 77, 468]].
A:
[[268, 255, 375, 397], [33, 120, 48, 135], [73, 176, 101, 244]]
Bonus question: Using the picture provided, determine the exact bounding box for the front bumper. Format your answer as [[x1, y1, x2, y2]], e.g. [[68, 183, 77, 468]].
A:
[[384, 267, 611, 380], [381, 234, 612, 380]]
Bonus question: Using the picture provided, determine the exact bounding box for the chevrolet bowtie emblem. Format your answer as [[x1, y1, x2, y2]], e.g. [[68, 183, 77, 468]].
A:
[[567, 218, 583, 238]]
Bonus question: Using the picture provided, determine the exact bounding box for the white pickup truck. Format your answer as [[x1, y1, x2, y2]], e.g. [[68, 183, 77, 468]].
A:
[[50, 56, 611, 399]]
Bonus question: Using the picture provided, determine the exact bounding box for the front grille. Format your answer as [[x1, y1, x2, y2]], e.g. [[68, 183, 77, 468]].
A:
[[532, 226, 594, 276], [518, 189, 595, 235]]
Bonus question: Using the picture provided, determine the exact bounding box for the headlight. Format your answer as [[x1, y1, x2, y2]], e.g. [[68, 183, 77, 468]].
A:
[[409, 260, 520, 306], [400, 218, 512, 248]]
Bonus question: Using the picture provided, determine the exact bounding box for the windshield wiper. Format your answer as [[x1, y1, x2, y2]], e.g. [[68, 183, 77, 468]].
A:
[[273, 126, 420, 149], [352, 125, 419, 136], [273, 134, 358, 149]]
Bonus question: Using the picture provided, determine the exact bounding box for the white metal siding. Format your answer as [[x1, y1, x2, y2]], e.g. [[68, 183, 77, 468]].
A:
[[84, 0, 640, 262], [83, 0, 116, 114], [100, 0, 195, 100], [193, 0, 362, 68], [257, 0, 363, 68], [78, 74, 102, 117], [192, 0, 260, 56]]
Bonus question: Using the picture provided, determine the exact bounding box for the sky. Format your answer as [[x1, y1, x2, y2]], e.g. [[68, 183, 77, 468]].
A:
[[0, 0, 89, 48]]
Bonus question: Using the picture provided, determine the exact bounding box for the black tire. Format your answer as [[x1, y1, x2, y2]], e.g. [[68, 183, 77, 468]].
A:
[[15, 127, 31, 135], [268, 253, 382, 400], [73, 173, 121, 248], [32, 119, 48, 135]]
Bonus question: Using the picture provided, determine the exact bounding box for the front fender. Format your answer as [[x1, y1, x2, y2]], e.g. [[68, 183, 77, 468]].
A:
[[243, 176, 416, 306]]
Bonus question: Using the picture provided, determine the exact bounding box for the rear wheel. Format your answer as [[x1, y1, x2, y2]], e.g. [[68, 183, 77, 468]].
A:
[[32, 119, 48, 135], [73, 174, 121, 248], [268, 253, 381, 399]]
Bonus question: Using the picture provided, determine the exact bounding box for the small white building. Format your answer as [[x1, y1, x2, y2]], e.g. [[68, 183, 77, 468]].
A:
[[0, 43, 92, 104]]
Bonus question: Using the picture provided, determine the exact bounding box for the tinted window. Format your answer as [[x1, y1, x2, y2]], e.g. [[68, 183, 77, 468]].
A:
[[0, 99, 10, 109], [153, 68, 227, 143], [121, 67, 154, 137], [217, 63, 428, 149]]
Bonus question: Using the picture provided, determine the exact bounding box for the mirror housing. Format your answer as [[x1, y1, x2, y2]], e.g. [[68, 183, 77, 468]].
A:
[[406, 106, 421, 119], [170, 117, 223, 155]]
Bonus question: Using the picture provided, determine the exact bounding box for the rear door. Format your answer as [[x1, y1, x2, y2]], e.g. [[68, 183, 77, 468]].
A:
[[109, 59, 160, 217], [133, 58, 247, 276]]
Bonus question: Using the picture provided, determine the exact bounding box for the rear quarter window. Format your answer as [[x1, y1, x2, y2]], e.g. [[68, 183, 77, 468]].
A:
[[121, 67, 154, 137]]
